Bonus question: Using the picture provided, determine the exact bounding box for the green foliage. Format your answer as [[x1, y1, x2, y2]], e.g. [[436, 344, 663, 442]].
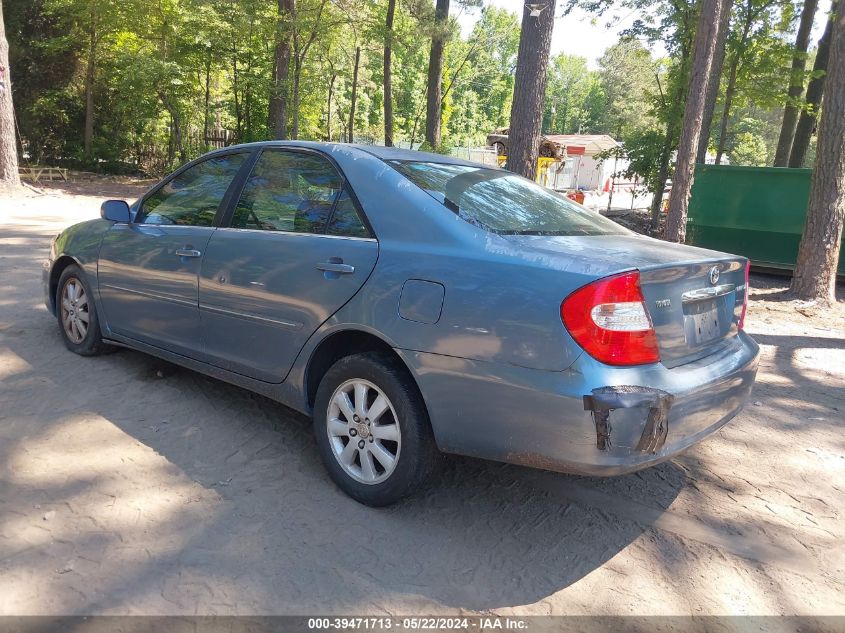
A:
[[727, 131, 769, 165], [597, 128, 671, 192], [725, 117, 772, 165], [27, 90, 78, 163], [543, 54, 605, 134], [597, 38, 658, 137], [441, 6, 520, 147], [3, 0, 812, 188]]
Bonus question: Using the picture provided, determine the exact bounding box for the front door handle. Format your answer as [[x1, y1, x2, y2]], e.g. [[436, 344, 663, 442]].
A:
[[316, 261, 355, 274], [176, 248, 202, 258]]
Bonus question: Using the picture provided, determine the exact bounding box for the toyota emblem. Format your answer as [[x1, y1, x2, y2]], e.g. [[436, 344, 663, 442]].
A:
[[709, 266, 720, 285]]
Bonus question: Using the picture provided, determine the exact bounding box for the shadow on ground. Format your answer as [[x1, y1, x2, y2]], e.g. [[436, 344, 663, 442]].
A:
[[2, 322, 689, 611], [0, 224, 689, 613], [2, 221, 842, 616]]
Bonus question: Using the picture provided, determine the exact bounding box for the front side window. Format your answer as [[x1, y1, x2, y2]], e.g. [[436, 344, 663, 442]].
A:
[[232, 151, 344, 233], [137, 153, 246, 226], [389, 160, 628, 236]]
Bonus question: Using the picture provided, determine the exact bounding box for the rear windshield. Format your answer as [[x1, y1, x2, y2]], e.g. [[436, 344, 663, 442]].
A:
[[389, 160, 628, 236]]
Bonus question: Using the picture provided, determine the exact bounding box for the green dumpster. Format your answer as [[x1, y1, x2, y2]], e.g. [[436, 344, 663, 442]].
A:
[[687, 164, 845, 274]]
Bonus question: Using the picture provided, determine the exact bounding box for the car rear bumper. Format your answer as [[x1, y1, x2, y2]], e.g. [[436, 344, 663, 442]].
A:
[[401, 331, 760, 475]]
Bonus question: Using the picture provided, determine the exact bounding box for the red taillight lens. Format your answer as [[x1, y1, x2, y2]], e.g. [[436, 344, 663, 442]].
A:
[[561, 270, 660, 366], [738, 260, 750, 330]]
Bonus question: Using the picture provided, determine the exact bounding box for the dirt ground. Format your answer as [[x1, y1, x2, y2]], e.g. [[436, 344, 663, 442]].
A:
[[1, 180, 844, 624]]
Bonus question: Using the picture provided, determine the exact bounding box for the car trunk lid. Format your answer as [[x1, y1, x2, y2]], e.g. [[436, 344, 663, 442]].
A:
[[638, 259, 747, 367], [500, 233, 748, 367]]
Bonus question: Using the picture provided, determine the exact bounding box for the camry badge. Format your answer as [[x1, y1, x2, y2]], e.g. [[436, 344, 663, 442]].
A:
[[655, 299, 671, 308], [709, 266, 720, 285]]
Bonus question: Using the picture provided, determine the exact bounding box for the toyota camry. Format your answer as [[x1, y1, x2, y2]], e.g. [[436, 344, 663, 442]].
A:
[[44, 142, 760, 506]]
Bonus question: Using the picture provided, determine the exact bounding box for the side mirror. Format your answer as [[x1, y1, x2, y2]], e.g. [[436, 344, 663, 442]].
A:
[[100, 199, 130, 223]]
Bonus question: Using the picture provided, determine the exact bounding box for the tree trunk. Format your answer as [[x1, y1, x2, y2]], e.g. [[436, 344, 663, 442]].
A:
[[83, 19, 96, 159], [697, 0, 733, 163], [203, 49, 211, 149], [383, 0, 396, 147], [651, 72, 676, 231], [233, 52, 242, 140], [289, 0, 326, 142], [336, 101, 347, 142], [0, 0, 20, 185], [176, 113, 186, 164], [167, 115, 175, 167], [245, 84, 252, 142], [424, 0, 449, 149], [159, 92, 186, 166], [715, 2, 753, 165], [713, 58, 738, 164], [665, 0, 725, 243], [774, 0, 819, 166], [408, 82, 428, 149], [348, 46, 360, 144], [292, 56, 302, 139], [507, 0, 557, 180], [326, 72, 335, 141], [790, 4, 845, 302], [651, 128, 674, 230], [790, 0, 838, 167], [174, 120, 185, 165], [269, 0, 294, 140]]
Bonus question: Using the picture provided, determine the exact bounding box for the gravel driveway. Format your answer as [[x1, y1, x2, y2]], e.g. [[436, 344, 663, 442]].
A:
[[1, 182, 843, 621]]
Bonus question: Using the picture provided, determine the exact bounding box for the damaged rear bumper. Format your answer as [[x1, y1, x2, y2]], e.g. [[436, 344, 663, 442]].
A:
[[583, 386, 674, 455], [569, 331, 759, 475], [402, 330, 760, 476]]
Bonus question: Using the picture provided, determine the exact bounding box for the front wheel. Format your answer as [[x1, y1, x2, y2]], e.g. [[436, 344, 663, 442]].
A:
[[56, 264, 111, 356], [313, 352, 439, 506]]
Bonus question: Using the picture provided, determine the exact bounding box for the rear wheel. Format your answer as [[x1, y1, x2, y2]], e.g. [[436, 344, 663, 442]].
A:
[[56, 265, 110, 356], [313, 352, 439, 506]]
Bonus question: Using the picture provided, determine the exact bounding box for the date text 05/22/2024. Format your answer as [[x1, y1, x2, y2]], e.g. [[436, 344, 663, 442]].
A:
[[307, 617, 529, 630]]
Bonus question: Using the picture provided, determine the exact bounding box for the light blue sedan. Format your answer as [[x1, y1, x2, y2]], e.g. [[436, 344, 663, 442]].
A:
[[43, 142, 760, 506]]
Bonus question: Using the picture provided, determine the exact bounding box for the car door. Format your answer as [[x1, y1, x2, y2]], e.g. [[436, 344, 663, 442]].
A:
[[198, 148, 378, 382], [97, 151, 250, 359]]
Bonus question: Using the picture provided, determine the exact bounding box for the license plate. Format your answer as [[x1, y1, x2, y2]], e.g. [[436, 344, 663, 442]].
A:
[[691, 308, 721, 344]]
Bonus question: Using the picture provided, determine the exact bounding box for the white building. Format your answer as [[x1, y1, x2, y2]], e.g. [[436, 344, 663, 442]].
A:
[[543, 134, 624, 191]]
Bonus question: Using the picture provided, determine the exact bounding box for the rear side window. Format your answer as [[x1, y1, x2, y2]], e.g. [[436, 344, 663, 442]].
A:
[[327, 190, 370, 238], [389, 160, 627, 236], [232, 150, 343, 233], [138, 153, 246, 226]]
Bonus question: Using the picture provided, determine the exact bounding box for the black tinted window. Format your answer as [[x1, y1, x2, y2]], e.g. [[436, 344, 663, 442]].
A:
[[138, 153, 246, 226], [327, 190, 370, 238], [232, 151, 343, 233], [390, 160, 627, 236]]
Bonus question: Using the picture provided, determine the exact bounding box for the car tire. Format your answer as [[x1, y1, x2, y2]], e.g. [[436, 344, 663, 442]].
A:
[[56, 264, 111, 356], [313, 352, 440, 506]]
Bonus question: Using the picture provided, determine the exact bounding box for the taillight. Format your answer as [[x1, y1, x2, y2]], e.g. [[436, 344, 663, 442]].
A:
[[561, 270, 660, 366], [738, 259, 750, 329]]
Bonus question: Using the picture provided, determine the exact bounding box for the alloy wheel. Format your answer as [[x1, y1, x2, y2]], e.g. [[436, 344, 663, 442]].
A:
[[326, 379, 402, 485], [61, 278, 90, 344]]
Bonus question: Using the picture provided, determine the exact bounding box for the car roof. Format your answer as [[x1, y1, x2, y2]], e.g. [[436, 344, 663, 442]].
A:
[[350, 144, 485, 167], [214, 140, 494, 169]]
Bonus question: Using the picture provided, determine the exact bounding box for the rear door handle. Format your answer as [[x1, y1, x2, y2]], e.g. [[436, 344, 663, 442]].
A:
[[316, 262, 355, 274], [176, 248, 202, 258]]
